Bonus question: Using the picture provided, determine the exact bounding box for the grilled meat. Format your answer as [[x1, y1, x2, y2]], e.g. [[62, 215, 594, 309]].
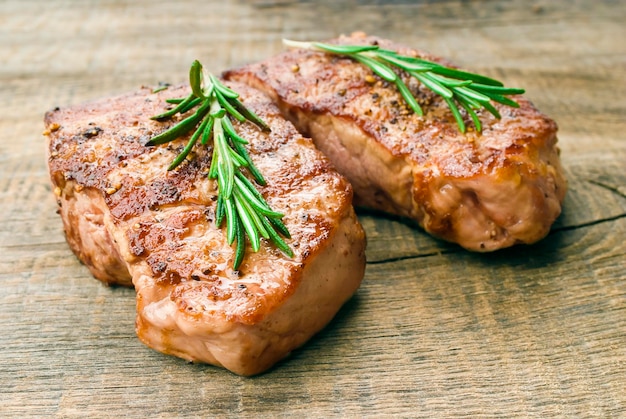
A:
[[225, 33, 567, 251], [45, 81, 366, 376]]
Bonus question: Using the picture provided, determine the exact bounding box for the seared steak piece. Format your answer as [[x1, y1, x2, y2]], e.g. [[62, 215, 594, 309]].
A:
[[45, 81, 366, 376], [225, 33, 567, 251]]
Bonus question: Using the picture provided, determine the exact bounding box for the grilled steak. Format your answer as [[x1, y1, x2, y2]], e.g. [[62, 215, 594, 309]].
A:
[[225, 32, 567, 251], [45, 81, 366, 376]]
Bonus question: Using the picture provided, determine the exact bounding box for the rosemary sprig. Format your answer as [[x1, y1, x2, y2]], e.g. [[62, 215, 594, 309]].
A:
[[283, 39, 525, 133], [147, 60, 293, 269]]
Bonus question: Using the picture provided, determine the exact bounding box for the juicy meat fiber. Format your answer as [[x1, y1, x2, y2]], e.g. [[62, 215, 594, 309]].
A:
[[225, 33, 567, 251], [45, 81, 366, 376]]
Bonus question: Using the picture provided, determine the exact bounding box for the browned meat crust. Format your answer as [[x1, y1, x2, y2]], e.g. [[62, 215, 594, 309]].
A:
[[225, 32, 567, 251], [45, 81, 366, 375]]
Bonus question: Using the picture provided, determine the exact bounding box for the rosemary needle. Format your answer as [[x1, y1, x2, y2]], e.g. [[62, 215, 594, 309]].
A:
[[283, 39, 525, 133], [147, 60, 292, 270]]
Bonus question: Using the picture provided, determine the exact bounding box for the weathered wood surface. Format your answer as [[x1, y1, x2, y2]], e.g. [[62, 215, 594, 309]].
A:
[[1, 0, 625, 416]]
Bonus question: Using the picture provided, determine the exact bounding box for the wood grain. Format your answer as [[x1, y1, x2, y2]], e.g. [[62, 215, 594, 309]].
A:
[[1, 0, 624, 417]]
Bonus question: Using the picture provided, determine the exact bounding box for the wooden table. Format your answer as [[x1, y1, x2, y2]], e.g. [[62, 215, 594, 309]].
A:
[[2, 0, 624, 416]]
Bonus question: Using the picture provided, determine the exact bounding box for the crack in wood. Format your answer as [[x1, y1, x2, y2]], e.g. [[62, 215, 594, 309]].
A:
[[587, 179, 626, 200], [368, 212, 626, 265], [366, 248, 460, 265], [550, 212, 626, 234]]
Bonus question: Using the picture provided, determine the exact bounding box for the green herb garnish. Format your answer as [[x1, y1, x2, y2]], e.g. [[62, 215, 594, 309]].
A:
[[148, 60, 293, 270], [283, 39, 525, 133]]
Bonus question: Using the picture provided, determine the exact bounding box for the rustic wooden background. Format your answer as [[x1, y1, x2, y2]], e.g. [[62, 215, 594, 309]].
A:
[[1, 0, 624, 417]]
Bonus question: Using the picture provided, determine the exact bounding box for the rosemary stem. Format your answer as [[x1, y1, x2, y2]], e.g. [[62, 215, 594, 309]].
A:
[[282, 39, 313, 50], [282, 38, 524, 133], [149, 62, 292, 269]]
